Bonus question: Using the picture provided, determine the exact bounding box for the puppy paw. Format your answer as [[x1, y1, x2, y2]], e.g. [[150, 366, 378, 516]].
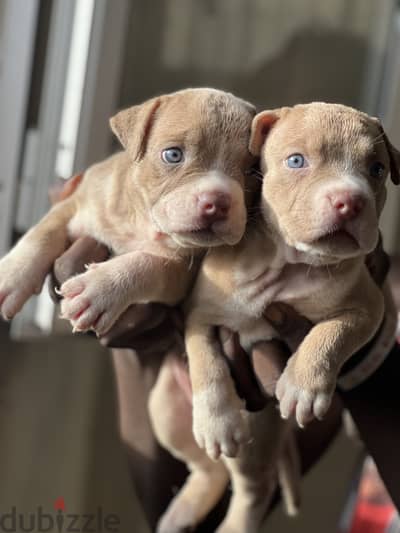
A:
[[192, 391, 249, 460], [60, 263, 129, 335], [276, 357, 335, 427], [0, 252, 47, 320]]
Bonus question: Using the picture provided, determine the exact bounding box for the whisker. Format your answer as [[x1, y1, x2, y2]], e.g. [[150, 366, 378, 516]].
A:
[[373, 139, 386, 147], [372, 131, 385, 144]]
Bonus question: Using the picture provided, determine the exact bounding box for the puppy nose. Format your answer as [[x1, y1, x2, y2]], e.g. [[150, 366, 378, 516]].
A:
[[328, 192, 365, 220], [197, 192, 231, 221]]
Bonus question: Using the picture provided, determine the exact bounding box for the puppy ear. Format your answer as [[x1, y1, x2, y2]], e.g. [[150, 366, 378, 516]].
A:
[[384, 134, 400, 185], [372, 118, 400, 185], [110, 97, 163, 161], [249, 110, 281, 156]]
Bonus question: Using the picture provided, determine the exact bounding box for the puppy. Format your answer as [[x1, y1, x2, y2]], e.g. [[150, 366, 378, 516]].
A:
[[0, 88, 256, 331], [176, 103, 399, 531]]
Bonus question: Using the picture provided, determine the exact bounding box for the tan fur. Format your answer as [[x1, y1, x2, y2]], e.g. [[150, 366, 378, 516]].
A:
[[185, 103, 398, 461], [0, 88, 256, 332]]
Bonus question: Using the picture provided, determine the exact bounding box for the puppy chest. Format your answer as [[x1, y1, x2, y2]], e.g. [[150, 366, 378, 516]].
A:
[[232, 268, 286, 317], [232, 263, 333, 318]]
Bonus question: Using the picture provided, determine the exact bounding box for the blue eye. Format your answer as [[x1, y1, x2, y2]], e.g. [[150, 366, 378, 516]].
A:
[[286, 153, 306, 169], [369, 161, 385, 179], [161, 147, 184, 164]]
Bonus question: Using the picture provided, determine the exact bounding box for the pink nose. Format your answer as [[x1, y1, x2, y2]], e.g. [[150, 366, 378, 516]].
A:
[[197, 192, 231, 222], [328, 192, 365, 220]]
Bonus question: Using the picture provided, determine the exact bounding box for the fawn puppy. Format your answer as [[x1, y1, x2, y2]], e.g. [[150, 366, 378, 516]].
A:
[[186, 103, 399, 450], [170, 103, 399, 531], [0, 88, 256, 331]]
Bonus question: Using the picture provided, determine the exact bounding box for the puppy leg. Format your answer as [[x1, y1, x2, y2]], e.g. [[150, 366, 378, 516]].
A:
[[276, 270, 384, 427], [277, 427, 301, 517], [0, 200, 76, 319], [149, 355, 229, 533], [60, 252, 191, 334], [186, 320, 250, 460], [217, 405, 290, 533]]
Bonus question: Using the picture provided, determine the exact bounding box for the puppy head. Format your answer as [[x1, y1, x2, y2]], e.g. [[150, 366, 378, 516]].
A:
[[110, 88, 256, 248], [250, 103, 400, 263]]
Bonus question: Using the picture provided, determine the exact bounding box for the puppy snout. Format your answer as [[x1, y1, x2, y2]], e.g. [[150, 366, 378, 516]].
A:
[[197, 192, 231, 222], [328, 192, 365, 220]]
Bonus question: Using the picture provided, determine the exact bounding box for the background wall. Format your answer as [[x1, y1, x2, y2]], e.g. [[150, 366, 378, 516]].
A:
[[119, 0, 379, 110]]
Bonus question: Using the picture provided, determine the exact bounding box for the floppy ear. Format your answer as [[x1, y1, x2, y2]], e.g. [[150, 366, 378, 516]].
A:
[[249, 109, 284, 156], [110, 97, 163, 161], [384, 133, 400, 185], [373, 118, 400, 185]]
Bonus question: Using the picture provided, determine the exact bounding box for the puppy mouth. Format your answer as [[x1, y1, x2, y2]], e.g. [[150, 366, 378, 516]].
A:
[[172, 218, 243, 247], [152, 212, 227, 247], [294, 227, 361, 263], [313, 228, 359, 249], [174, 227, 227, 247], [185, 227, 216, 237]]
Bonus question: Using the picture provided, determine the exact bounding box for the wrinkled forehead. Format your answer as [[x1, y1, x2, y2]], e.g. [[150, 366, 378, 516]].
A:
[[271, 105, 386, 163], [153, 93, 253, 151]]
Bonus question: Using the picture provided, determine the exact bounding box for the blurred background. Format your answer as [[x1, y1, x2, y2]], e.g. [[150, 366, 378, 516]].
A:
[[0, 1, 400, 531]]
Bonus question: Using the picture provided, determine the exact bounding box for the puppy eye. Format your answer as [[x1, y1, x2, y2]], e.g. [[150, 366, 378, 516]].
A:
[[286, 153, 307, 169], [161, 147, 184, 164], [369, 161, 385, 179]]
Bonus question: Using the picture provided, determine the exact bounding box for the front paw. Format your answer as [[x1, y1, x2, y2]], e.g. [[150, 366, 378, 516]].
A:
[[0, 253, 46, 320], [60, 263, 128, 335], [276, 357, 335, 427], [192, 391, 249, 460]]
